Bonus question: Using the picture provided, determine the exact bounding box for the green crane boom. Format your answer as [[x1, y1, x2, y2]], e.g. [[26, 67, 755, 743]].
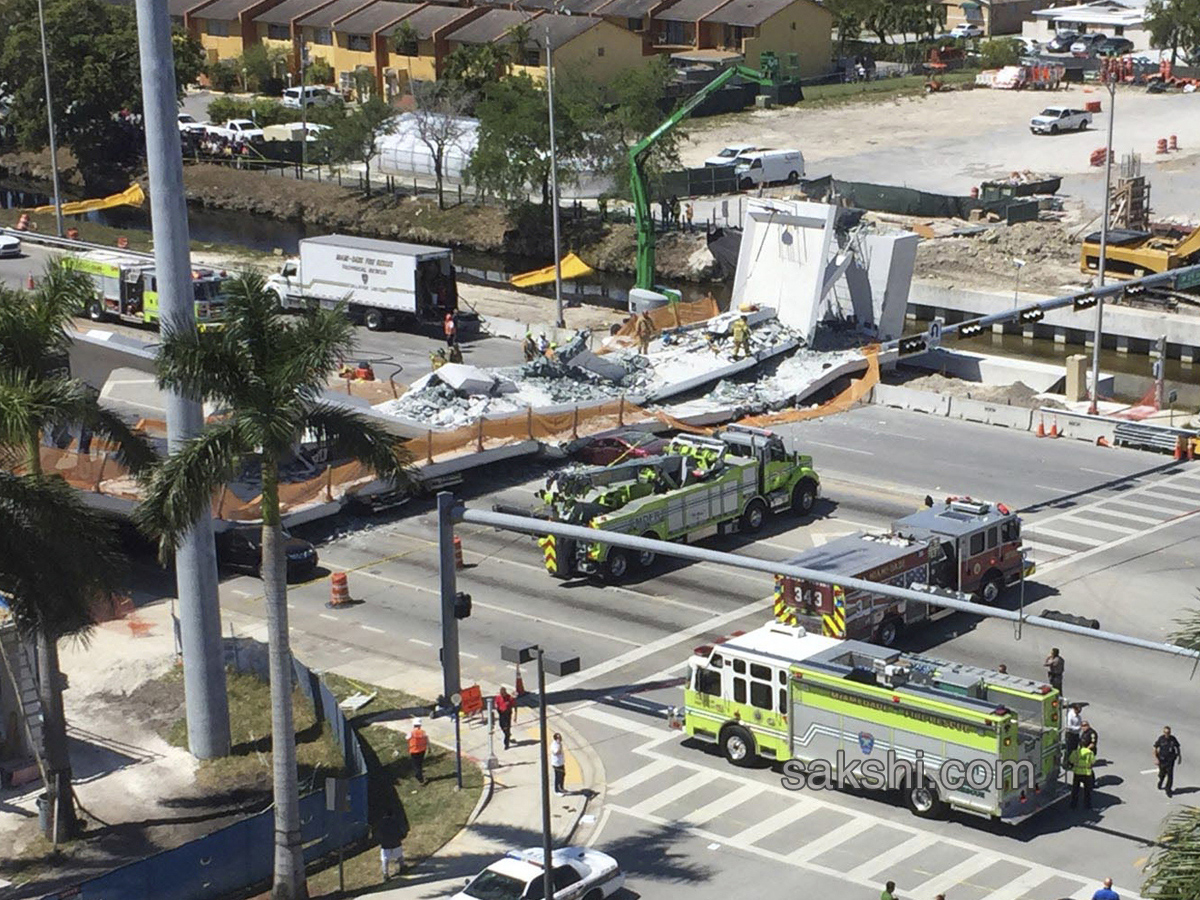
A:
[[629, 63, 779, 291]]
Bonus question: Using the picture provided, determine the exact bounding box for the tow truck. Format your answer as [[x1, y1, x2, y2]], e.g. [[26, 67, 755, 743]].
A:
[[774, 497, 1032, 646], [537, 425, 819, 581], [64, 250, 229, 330], [682, 621, 1065, 821]]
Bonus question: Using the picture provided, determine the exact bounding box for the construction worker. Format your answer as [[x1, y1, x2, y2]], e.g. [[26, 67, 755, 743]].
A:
[[430, 348, 447, 371], [448, 343, 463, 364], [523, 331, 538, 362], [545, 342, 558, 361], [1068, 738, 1096, 809], [731, 314, 751, 360], [636, 312, 656, 355], [407, 718, 428, 785]]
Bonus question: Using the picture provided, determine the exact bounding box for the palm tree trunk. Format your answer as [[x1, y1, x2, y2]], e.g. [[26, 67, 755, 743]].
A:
[[261, 459, 307, 900], [26, 431, 76, 842]]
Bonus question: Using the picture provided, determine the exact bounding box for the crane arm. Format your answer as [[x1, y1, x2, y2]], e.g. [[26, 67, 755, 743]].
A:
[[629, 65, 778, 291]]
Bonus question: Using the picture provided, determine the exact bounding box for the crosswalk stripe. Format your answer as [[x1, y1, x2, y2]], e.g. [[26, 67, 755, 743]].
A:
[[1161, 481, 1200, 499], [606, 758, 677, 796], [1103, 498, 1177, 516], [681, 783, 762, 827], [911, 851, 1002, 898], [734, 797, 820, 845], [1085, 506, 1161, 524], [981, 867, 1056, 900], [844, 832, 938, 881], [1021, 540, 1070, 556], [1059, 517, 1137, 534], [788, 817, 877, 863], [1027, 527, 1105, 547], [626, 770, 714, 817], [570, 705, 668, 740], [1138, 489, 1200, 509]]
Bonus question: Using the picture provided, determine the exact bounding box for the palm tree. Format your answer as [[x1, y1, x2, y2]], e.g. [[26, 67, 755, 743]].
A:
[[136, 271, 410, 900], [0, 260, 157, 840]]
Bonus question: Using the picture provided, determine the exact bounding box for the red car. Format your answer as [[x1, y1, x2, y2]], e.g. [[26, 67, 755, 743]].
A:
[[569, 431, 669, 467]]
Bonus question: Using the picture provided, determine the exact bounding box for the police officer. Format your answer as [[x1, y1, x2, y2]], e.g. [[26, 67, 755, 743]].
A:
[[1153, 726, 1182, 797], [1068, 737, 1096, 809], [731, 314, 751, 360]]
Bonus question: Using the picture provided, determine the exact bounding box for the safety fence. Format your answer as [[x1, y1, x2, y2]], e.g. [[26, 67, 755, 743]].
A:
[[41, 652, 368, 900]]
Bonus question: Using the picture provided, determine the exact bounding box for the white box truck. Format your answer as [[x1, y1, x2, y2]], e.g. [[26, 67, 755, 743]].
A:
[[267, 234, 474, 333]]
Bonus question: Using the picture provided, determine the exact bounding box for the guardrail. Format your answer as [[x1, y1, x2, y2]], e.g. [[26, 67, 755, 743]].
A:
[[1113, 420, 1198, 453], [0, 227, 154, 260]]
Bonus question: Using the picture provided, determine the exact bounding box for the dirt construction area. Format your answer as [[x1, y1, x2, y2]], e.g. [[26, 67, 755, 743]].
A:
[[682, 85, 1200, 219]]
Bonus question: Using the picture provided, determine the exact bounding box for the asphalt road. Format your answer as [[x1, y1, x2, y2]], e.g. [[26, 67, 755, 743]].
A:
[[149, 405, 1197, 900], [0, 241, 523, 383]]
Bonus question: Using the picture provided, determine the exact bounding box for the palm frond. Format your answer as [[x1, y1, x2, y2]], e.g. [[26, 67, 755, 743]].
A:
[[1171, 599, 1200, 652], [273, 304, 356, 396], [32, 256, 95, 330], [1142, 806, 1200, 900], [303, 402, 414, 488], [156, 327, 252, 407], [135, 419, 245, 556]]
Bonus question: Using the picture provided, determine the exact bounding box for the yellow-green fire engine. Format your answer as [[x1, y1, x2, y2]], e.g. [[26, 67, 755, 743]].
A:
[[65, 250, 228, 330], [683, 621, 1065, 821]]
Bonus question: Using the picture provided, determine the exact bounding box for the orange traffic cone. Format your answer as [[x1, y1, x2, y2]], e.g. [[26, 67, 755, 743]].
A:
[[327, 572, 352, 608], [1050, 417, 1060, 438], [453, 535, 464, 570], [1096, 436, 1110, 448], [26, 273, 34, 290], [515, 663, 526, 697], [1036, 415, 1046, 438], [1175, 437, 1185, 461]]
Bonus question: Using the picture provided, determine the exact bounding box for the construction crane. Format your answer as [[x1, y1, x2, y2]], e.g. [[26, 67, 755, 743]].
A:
[[629, 60, 786, 291]]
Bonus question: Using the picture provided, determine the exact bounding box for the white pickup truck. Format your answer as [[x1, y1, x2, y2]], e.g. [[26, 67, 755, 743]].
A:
[[1029, 106, 1092, 134], [206, 118, 264, 141]]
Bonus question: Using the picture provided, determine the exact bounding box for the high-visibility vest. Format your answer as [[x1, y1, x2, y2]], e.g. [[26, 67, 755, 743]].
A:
[[1069, 746, 1094, 777], [408, 727, 428, 755]]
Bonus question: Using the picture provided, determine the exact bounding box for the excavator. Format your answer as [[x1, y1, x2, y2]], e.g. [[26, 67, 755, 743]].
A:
[[629, 57, 797, 292]]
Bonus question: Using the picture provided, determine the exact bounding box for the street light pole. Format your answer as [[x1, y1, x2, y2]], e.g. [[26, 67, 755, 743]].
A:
[[35, 0, 64, 237], [300, 46, 310, 171], [545, 22, 565, 329], [1090, 72, 1117, 414], [1012, 258, 1025, 309], [536, 649, 554, 900]]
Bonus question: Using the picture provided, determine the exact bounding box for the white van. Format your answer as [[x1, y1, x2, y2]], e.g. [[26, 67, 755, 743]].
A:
[[281, 85, 340, 109], [734, 149, 804, 188]]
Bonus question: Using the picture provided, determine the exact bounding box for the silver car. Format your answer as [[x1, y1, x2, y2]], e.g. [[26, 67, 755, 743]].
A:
[[0, 233, 21, 258]]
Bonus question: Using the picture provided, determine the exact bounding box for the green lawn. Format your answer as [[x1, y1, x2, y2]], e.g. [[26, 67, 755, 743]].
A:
[[799, 70, 982, 108]]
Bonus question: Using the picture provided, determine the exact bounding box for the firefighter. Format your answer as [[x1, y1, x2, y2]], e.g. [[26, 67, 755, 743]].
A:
[[731, 314, 751, 360], [448, 343, 463, 364], [636, 312, 656, 355], [1068, 737, 1096, 809], [523, 330, 538, 362], [430, 348, 447, 371]]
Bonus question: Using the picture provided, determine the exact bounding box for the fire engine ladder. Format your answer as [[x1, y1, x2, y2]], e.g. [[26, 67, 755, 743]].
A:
[[0, 628, 49, 788]]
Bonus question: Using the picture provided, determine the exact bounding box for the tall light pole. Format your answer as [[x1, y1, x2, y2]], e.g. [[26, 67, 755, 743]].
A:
[[35, 0, 64, 237], [545, 16, 565, 328], [300, 44, 310, 170], [133, 0, 231, 759], [501, 643, 580, 900], [1089, 69, 1117, 415], [1011, 258, 1025, 308]]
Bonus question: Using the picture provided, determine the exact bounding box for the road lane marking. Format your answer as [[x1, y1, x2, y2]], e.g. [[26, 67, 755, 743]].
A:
[[1107, 498, 1180, 516], [787, 816, 875, 862], [1027, 527, 1104, 547], [1038, 504, 1200, 578], [733, 799, 821, 846], [983, 868, 1057, 900], [626, 771, 713, 817], [911, 851, 1002, 899], [1086, 507, 1161, 525], [806, 439, 874, 455], [681, 783, 762, 827], [409, 638, 432, 646], [360, 625, 386, 634], [571, 705, 671, 741], [1021, 540, 1070, 556], [1058, 517, 1137, 534], [606, 757, 678, 794], [318, 613, 339, 621], [1080, 467, 1123, 477], [844, 833, 939, 881]]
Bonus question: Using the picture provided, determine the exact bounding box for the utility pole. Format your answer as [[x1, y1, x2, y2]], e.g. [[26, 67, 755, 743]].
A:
[[1154, 334, 1167, 410], [133, 0, 231, 759], [35, 0, 64, 237], [437, 492, 461, 705], [536, 649, 554, 900], [546, 20, 565, 328], [300, 45, 310, 171], [1089, 71, 1117, 415]]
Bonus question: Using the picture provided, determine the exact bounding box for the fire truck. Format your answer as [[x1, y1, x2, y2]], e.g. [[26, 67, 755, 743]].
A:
[[774, 497, 1032, 646], [537, 425, 819, 582], [65, 250, 229, 331], [682, 621, 1065, 821]]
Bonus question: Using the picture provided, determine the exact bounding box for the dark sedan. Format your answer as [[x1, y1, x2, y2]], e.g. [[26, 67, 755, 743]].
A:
[[568, 431, 669, 467], [216, 527, 319, 582], [1045, 31, 1080, 52], [1097, 36, 1134, 56]]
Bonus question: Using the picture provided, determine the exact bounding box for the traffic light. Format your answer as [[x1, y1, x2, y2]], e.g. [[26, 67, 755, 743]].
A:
[[454, 591, 472, 619], [1073, 293, 1097, 311], [1018, 307, 1044, 323], [958, 321, 985, 338], [898, 335, 928, 356]]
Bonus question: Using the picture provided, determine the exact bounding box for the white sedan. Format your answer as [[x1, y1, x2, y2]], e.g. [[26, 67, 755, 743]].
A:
[[950, 23, 984, 38], [454, 847, 624, 900], [0, 233, 21, 258]]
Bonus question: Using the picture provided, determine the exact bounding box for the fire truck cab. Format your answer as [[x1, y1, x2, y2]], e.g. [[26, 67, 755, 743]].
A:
[[891, 496, 1030, 603]]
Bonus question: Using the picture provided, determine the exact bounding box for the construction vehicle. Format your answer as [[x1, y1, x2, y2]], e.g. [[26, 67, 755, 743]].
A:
[[537, 425, 819, 581], [65, 250, 229, 330], [774, 496, 1033, 646], [1080, 224, 1200, 280], [682, 621, 1065, 821], [631, 59, 797, 291]]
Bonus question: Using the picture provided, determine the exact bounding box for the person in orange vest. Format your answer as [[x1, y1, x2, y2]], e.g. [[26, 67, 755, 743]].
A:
[[444, 311, 457, 348], [407, 718, 428, 785]]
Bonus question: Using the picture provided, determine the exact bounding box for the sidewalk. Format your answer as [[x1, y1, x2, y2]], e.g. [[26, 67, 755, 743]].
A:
[[359, 690, 605, 899]]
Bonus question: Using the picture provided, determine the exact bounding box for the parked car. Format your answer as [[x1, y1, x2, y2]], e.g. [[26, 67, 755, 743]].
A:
[[177, 112, 207, 134], [216, 527, 319, 582], [1070, 33, 1108, 56], [1045, 31, 1080, 52], [281, 85, 340, 109], [453, 848, 624, 900], [0, 233, 20, 258], [1096, 36, 1134, 56], [734, 149, 804, 188], [1030, 105, 1092, 134], [704, 143, 758, 167], [949, 23, 984, 38], [568, 431, 669, 466]]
